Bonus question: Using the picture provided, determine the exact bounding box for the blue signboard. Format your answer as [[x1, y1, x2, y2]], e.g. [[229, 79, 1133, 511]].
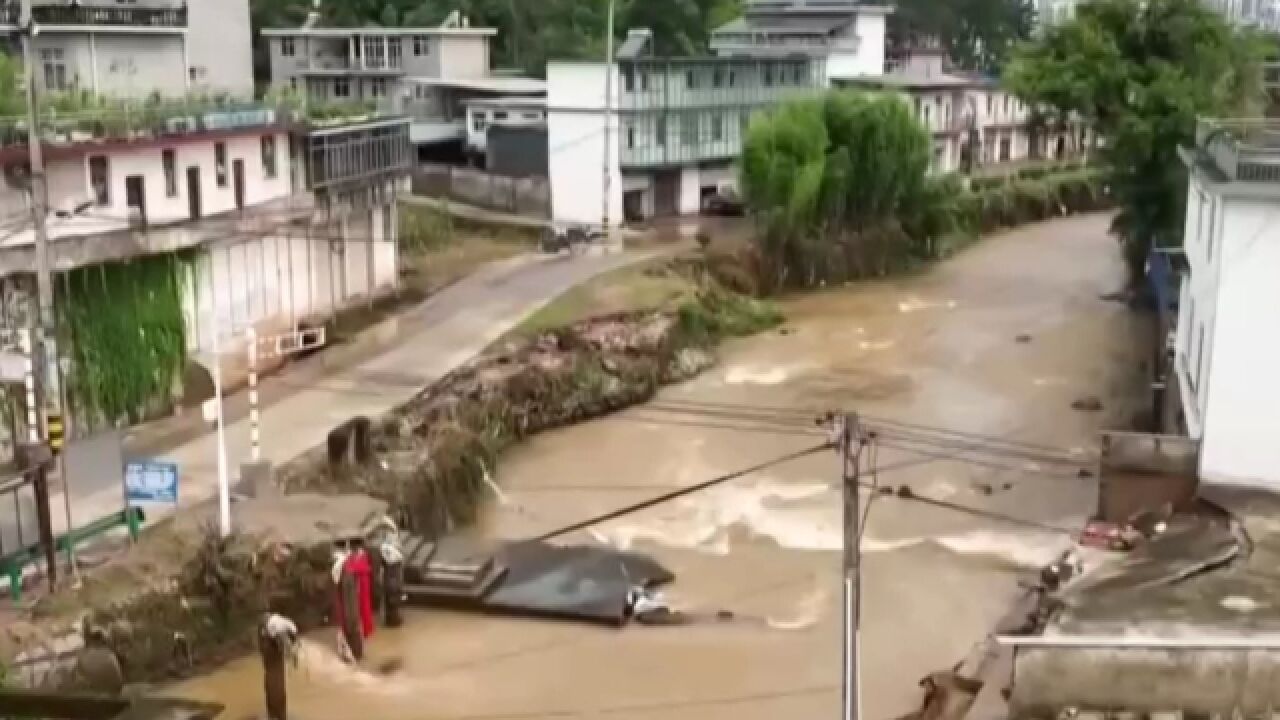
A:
[[124, 461, 179, 504]]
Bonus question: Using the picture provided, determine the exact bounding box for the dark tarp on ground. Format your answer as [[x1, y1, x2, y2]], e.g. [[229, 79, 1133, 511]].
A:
[[478, 541, 675, 626]]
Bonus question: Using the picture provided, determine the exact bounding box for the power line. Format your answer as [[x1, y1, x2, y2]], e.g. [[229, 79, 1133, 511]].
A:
[[529, 442, 832, 544]]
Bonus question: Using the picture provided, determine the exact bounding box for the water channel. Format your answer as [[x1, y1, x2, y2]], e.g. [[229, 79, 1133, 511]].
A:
[[174, 213, 1150, 720]]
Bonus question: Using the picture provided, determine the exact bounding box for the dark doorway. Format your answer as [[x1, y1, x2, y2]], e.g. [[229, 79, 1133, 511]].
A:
[[1054, 135, 1067, 159], [653, 171, 679, 217], [124, 175, 146, 228], [232, 159, 245, 210], [186, 166, 201, 220]]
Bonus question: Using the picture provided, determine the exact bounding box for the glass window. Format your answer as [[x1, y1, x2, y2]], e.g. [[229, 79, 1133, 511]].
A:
[[686, 70, 697, 89], [494, 111, 509, 121], [712, 114, 724, 142], [261, 136, 277, 179], [627, 126, 636, 149], [281, 38, 295, 57], [162, 149, 177, 197], [793, 63, 803, 84], [370, 78, 388, 97], [681, 114, 697, 146], [215, 142, 227, 187], [389, 38, 403, 68], [88, 155, 109, 205], [764, 64, 774, 86], [728, 69, 736, 87], [656, 116, 666, 147], [41, 48, 67, 91], [472, 111, 487, 133], [713, 68, 724, 88], [334, 77, 351, 98], [413, 36, 430, 56], [624, 68, 635, 93]]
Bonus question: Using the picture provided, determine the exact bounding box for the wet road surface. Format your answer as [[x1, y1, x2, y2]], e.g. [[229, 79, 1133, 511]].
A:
[[174, 213, 1151, 720]]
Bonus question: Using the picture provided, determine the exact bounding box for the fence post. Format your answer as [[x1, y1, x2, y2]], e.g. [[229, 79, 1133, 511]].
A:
[[247, 327, 260, 463]]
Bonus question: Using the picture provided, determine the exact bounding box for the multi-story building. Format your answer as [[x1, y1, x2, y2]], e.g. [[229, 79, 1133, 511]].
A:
[[837, 46, 1088, 174], [710, 0, 890, 83], [1162, 118, 1280, 487], [0, 0, 412, 438], [1035, 0, 1080, 28], [262, 16, 544, 155], [0, 0, 253, 97], [548, 28, 824, 225]]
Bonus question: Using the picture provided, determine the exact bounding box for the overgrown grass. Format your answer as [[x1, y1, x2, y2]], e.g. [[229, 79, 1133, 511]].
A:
[[398, 205, 531, 294], [516, 261, 696, 336]]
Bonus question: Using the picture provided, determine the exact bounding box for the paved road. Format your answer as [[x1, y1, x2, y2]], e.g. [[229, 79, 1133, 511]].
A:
[[25, 249, 652, 539]]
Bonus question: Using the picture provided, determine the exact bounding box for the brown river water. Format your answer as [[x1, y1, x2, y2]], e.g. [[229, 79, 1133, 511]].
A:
[[173, 213, 1150, 720]]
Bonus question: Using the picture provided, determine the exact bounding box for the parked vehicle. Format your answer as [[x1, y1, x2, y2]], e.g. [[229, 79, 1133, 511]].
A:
[[702, 184, 744, 216], [540, 223, 605, 255]]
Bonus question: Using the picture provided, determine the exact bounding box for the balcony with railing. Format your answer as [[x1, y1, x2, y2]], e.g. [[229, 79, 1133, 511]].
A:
[[22, 2, 189, 29], [1195, 118, 1280, 183], [302, 117, 413, 193]]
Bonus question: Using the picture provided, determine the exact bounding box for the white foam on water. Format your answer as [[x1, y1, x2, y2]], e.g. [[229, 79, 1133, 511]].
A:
[[1222, 595, 1264, 612], [897, 297, 955, 314], [859, 340, 895, 351], [598, 479, 839, 554], [766, 583, 829, 631], [932, 529, 1074, 569], [723, 365, 798, 386], [293, 640, 414, 696]]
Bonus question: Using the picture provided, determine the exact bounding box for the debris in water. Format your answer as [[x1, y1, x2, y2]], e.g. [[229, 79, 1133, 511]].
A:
[[1222, 595, 1264, 612], [1071, 396, 1103, 412], [1016, 334, 1033, 344], [1077, 468, 1094, 479], [972, 482, 995, 496]]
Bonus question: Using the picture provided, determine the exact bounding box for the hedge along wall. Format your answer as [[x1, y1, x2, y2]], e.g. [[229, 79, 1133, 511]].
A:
[[57, 252, 196, 430], [961, 167, 1111, 234]]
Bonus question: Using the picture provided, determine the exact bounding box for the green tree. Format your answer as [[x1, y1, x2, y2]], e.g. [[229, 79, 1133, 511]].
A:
[[741, 91, 948, 289], [1005, 0, 1265, 286], [891, 0, 1035, 72]]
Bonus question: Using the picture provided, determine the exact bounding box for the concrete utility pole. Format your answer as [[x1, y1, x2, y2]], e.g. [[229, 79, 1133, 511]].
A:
[[840, 413, 865, 720], [601, 0, 615, 250], [20, 0, 71, 579]]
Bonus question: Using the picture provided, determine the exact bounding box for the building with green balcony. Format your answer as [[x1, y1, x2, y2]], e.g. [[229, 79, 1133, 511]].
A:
[[548, 28, 824, 225]]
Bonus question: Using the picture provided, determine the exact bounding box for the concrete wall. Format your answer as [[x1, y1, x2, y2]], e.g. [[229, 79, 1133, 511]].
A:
[[438, 35, 489, 78], [412, 164, 550, 217], [187, 0, 254, 96], [183, 201, 398, 359], [32, 32, 193, 98], [94, 34, 188, 98], [1197, 195, 1280, 487], [547, 62, 622, 227], [43, 131, 292, 225]]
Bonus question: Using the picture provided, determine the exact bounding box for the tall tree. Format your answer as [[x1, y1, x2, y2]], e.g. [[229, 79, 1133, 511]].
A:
[[891, 0, 1035, 73], [1005, 0, 1265, 286], [741, 91, 949, 289]]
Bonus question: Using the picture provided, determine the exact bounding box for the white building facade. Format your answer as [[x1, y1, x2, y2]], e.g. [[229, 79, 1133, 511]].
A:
[[839, 48, 1088, 174], [263, 17, 545, 152], [710, 0, 889, 83], [1170, 119, 1280, 487], [3, 0, 254, 97], [548, 28, 827, 225]]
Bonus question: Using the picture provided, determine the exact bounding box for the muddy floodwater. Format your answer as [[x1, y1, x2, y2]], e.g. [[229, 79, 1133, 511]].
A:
[[175, 214, 1150, 720]]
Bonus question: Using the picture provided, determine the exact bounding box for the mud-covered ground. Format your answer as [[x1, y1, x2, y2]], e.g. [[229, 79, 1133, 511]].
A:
[[175, 213, 1152, 720]]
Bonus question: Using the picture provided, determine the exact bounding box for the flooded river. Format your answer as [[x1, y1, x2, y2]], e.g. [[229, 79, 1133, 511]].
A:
[[175, 214, 1150, 720]]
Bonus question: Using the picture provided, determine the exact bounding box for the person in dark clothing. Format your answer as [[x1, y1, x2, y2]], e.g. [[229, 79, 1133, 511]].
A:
[[258, 613, 298, 720]]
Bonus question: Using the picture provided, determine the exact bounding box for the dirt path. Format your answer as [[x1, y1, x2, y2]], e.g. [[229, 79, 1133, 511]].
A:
[[173, 213, 1151, 720]]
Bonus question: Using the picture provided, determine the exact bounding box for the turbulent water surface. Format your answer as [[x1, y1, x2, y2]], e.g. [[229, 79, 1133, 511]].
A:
[[174, 214, 1150, 720]]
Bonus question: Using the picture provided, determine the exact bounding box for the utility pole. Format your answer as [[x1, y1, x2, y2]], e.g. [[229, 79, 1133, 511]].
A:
[[601, 0, 615, 251], [19, 0, 71, 579], [840, 413, 865, 720]]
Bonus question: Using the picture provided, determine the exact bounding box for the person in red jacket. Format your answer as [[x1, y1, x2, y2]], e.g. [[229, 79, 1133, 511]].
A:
[[346, 538, 376, 640]]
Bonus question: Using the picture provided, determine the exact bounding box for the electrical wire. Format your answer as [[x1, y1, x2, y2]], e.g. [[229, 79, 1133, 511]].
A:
[[529, 442, 832, 544]]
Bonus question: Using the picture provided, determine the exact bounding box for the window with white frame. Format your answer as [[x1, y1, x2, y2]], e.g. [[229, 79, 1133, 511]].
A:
[[413, 36, 430, 56], [334, 77, 351, 98], [41, 48, 68, 91], [281, 37, 296, 57]]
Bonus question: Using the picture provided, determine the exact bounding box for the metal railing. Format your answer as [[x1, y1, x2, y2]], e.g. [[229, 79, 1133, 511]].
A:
[[1197, 117, 1280, 183], [30, 3, 188, 28]]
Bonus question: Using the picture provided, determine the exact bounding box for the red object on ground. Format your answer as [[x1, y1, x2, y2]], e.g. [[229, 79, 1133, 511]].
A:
[[348, 550, 376, 638]]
